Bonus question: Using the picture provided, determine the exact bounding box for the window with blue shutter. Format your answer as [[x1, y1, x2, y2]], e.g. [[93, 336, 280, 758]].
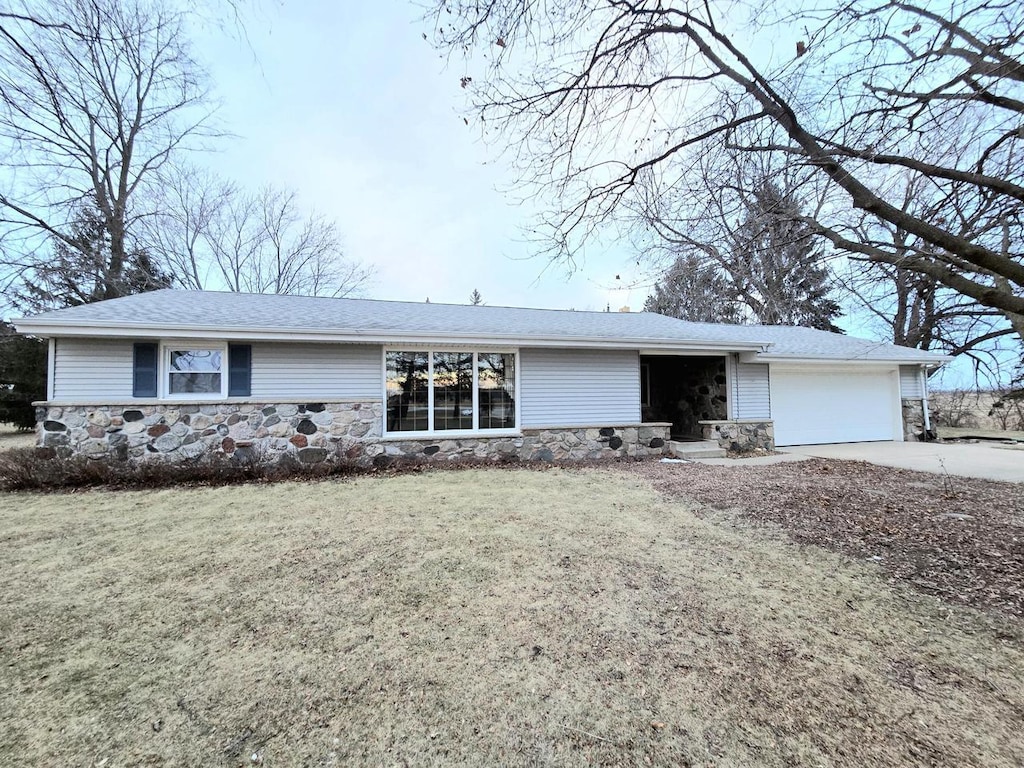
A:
[[132, 342, 158, 397], [228, 344, 252, 397]]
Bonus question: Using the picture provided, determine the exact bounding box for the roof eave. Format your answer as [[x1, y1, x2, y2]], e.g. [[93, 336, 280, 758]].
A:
[[11, 319, 770, 353], [751, 353, 954, 365]]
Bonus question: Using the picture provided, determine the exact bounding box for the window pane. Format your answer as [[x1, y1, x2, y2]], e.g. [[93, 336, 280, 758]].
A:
[[170, 349, 222, 373], [169, 372, 222, 394], [168, 349, 222, 395], [386, 351, 428, 432], [433, 352, 474, 431], [478, 353, 515, 429]]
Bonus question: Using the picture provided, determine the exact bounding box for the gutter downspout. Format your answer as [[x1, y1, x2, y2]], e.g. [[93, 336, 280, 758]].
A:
[[921, 365, 933, 439]]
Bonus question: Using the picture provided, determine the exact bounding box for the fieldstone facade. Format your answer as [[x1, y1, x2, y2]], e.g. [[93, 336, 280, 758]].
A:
[[700, 419, 775, 453], [901, 399, 928, 441], [37, 401, 383, 464], [381, 423, 670, 463], [36, 402, 670, 465]]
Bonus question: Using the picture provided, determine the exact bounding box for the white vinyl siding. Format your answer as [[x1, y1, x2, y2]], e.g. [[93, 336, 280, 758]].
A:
[[519, 348, 640, 427], [899, 365, 925, 399], [731, 360, 771, 419], [250, 343, 380, 400], [52, 338, 134, 400]]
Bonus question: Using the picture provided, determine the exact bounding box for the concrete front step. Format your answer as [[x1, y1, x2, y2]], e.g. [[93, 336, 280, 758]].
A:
[[666, 439, 727, 459]]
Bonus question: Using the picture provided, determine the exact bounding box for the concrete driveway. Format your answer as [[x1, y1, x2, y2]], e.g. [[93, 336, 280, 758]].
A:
[[778, 441, 1024, 483]]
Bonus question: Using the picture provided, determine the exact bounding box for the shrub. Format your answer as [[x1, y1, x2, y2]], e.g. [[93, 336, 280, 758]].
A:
[[930, 389, 980, 429], [0, 447, 549, 493], [989, 388, 1024, 432], [0, 448, 362, 492]]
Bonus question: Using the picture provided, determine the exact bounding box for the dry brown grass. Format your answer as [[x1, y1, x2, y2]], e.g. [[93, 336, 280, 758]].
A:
[[930, 390, 1024, 438], [0, 422, 35, 452], [2, 467, 1023, 767]]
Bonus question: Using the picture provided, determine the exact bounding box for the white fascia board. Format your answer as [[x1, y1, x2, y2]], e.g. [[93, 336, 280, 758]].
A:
[[749, 353, 954, 365], [12, 319, 771, 353]]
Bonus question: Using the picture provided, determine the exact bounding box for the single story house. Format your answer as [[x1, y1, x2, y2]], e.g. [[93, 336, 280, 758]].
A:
[[12, 289, 950, 464]]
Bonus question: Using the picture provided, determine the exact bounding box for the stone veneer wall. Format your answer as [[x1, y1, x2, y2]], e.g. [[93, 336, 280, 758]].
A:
[[700, 419, 775, 453], [382, 424, 670, 462], [36, 402, 670, 465], [37, 401, 383, 464], [901, 399, 926, 441]]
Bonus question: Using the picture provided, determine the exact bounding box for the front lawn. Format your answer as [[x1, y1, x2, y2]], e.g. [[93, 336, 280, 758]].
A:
[[0, 422, 34, 452], [2, 467, 1022, 766]]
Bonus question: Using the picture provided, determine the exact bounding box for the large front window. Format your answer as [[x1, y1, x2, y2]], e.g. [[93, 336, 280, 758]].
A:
[[167, 348, 224, 395], [386, 350, 516, 434]]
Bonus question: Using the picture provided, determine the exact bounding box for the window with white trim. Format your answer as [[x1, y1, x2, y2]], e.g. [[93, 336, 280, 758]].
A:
[[165, 346, 226, 397], [385, 350, 516, 434]]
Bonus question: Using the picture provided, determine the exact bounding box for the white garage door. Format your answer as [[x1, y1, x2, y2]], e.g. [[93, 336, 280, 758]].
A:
[[770, 367, 900, 446]]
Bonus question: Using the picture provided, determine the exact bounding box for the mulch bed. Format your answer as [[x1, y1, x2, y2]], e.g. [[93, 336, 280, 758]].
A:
[[629, 458, 1024, 620]]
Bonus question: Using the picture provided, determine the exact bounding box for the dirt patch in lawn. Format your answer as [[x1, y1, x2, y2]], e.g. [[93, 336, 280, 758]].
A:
[[631, 459, 1024, 620], [2, 467, 1023, 767]]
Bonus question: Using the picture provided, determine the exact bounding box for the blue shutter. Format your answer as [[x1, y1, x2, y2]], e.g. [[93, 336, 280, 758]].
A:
[[228, 344, 252, 397], [133, 343, 158, 397]]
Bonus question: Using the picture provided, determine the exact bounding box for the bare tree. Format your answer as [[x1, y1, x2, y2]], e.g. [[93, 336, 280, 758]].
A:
[[140, 164, 235, 292], [0, 0, 217, 304], [143, 170, 373, 297], [428, 0, 1024, 345], [830, 163, 1019, 378], [213, 186, 370, 297]]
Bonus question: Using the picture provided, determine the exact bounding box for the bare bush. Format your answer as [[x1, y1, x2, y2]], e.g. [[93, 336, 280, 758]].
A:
[[989, 390, 1024, 431], [930, 390, 981, 429], [0, 448, 346, 491]]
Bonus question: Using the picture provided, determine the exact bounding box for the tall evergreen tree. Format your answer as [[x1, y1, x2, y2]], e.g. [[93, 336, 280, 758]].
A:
[[645, 180, 842, 331], [643, 253, 741, 323], [726, 181, 842, 331], [0, 322, 46, 431], [15, 205, 172, 313], [2, 205, 171, 429]]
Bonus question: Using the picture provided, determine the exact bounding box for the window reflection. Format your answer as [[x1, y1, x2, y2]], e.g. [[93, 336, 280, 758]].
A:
[[433, 352, 474, 430], [385, 350, 516, 433], [386, 351, 428, 431], [168, 349, 222, 394], [478, 353, 515, 429]]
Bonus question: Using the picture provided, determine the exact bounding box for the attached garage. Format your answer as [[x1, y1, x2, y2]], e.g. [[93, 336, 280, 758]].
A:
[[770, 366, 903, 446]]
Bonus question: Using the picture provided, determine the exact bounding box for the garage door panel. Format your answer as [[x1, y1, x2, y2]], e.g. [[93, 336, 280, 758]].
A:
[[771, 368, 898, 446]]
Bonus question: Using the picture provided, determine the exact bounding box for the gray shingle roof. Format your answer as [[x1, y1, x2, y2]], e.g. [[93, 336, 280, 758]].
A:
[[14, 289, 949, 364]]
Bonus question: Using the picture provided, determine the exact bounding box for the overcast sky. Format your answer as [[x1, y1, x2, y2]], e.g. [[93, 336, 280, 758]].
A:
[[190, 0, 646, 312]]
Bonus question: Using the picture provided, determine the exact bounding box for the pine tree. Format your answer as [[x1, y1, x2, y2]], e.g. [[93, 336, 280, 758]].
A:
[[726, 180, 842, 331], [15, 205, 172, 313], [644, 178, 842, 331], [643, 253, 742, 323], [0, 322, 47, 431], [3, 206, 174, 429]]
